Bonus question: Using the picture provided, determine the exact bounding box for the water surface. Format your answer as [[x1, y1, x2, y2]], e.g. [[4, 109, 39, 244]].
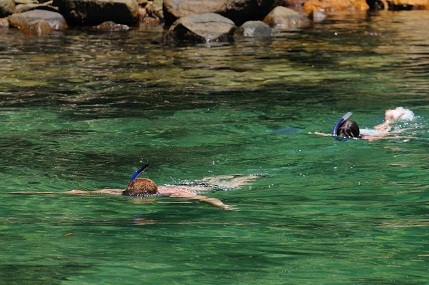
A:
[[0, 11, 428, 284]]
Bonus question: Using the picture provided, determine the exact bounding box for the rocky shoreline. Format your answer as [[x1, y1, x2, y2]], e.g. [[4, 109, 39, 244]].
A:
[[1, 0, 428, 41]]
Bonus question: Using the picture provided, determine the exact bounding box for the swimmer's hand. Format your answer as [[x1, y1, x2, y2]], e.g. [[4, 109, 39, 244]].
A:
[[191, 195, 234, 210], [223, 204, 238, 211]]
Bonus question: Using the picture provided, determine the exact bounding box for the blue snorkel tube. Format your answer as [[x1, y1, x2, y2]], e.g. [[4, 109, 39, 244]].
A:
[[332, 112, 353, 136], [129, 164, 149, 182]]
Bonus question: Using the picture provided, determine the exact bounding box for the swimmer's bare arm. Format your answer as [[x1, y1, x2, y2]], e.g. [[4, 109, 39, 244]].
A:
[[176, 194, 232, 210], [374, 108, 409, 131], [158, 186, 232, 210], [66, 189, 123, 195], [10, 189, 124, 195]]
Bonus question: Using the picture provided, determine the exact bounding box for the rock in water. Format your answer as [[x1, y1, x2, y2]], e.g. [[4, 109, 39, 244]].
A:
[[165, 13, 236, 43], [8, 10, 68, 35], [53, 0, 140, 26]]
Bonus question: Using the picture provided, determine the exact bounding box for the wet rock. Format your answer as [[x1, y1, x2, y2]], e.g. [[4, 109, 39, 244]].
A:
[[94, 20, 130, 31], [0, 0, 15, 17], [302, 0, 369, 14], [52, 0, 140, 26], [145, 0, 163, 20], [8, 9, 67, 34], [163, 0, 276, 27], [263, 6, 310, 31], [385, 0, 429, 10], [0, 16, 9, 27], [14, 1, 59, 14], [236, 20, 272, 38], [366, 0, 387, 10], [310, 8, 327, 22], [165, 13, 236, 43]]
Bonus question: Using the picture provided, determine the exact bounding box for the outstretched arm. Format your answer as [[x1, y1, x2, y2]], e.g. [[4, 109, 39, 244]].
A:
[[10, 189, 124, 195], [158, 186, 233, 210], [190, 195, 233, 210], [66, 189, 123, 195]]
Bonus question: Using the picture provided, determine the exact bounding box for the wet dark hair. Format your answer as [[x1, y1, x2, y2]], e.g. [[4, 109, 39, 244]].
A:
[[336, 120, 360, 138], [123, 178, 158, 196]]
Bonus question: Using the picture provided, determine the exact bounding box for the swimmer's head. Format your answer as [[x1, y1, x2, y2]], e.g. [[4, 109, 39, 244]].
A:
[[336, 120, 360, 138], [123, 178, 158, 196], [332, 112, 353, 136]]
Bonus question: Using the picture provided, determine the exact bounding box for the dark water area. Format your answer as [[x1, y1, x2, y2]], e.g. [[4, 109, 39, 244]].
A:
[[0, 11, 428, 284]]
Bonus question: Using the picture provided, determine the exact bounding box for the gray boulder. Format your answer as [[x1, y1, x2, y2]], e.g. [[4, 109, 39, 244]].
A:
[[163, 0, 276, 27], [8, 9, 68, 35], [236, 20, 272, 38], [165, 13, 236, 43], [0, 0, 15, 17], [263, 6, 310, 31], [52, 0, 140, 26]]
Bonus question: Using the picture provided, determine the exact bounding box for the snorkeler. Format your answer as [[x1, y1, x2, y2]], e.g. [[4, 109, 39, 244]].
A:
[[10, 164, 259, 210], [314, 107, 415, 140]]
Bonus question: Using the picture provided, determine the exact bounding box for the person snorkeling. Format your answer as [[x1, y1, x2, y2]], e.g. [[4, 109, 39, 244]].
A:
[[314, 107, 415, 140], [10, 164, 259, 210]]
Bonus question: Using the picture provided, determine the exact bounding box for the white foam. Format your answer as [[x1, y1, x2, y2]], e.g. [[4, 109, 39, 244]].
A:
[[395, 107, 415, 121]]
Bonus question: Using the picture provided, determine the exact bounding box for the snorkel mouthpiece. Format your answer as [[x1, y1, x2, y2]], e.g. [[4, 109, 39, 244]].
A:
[[130, 164, 149, 182], [332, 112, 353, 136]]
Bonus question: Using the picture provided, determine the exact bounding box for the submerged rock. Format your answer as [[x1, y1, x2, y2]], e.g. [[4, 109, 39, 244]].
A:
[[236, 20, 272, 38], [163, 0, 276, 27], [8, 9, 67, 35], [385, 0, 429, 10], [94, 20, 130, 31], [165, 12, 236, 43], [53, 0, 140, 26], [0, 0, 15, 17], [263, 6, 310, 31]]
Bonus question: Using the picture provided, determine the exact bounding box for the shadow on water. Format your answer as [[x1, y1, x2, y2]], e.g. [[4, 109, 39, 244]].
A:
[[0, 264, 90, 285]]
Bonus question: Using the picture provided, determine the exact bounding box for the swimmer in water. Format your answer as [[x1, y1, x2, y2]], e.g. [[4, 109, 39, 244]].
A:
[[10, 164, 259, 210], [314, 107, 415, 140]]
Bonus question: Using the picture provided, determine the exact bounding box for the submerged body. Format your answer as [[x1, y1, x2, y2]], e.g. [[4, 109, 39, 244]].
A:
[[11, 175, 259, 210], [314, 107, 415, 141]]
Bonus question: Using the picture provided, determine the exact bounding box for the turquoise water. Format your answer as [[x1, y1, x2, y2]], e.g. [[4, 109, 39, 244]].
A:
[[1, 11, 428, 284]]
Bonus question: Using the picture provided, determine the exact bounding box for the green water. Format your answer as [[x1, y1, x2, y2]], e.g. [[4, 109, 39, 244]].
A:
[[1, 11, 428, 284]]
